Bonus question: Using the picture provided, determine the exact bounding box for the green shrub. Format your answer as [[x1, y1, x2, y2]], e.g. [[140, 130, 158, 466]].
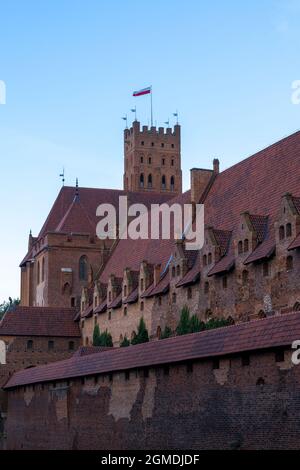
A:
[[176, 306, 191, 336], [160, 326, 173, 340], [120, 335, 130, 347], [92, 325, 113, 347], [131, 318, 149, 345], [190, 314, 205, 333]]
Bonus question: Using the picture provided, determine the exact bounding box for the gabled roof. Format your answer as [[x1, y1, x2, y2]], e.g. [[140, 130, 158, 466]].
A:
[[94, 299, 107, 315], [244, 235, 276, 264], [0, 307, 80, 337], [248, 214, 269, 243], [288, 233, 300, 251], [5, 311, 300, 389], [55, 197, 95, 234], [176, 252, 200, 287]]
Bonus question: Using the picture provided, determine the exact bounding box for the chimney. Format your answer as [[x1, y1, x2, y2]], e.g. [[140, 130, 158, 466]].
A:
[[213, 158, 220, 174], [190, 168, 213, 205]]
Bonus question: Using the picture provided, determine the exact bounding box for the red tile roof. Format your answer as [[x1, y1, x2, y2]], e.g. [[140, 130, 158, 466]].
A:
[[0, 307, 80, 338], [94, 299, 107, 314], [208, 253, 235, 276], [124, 287, 138, 304], [176, 252, 200, 287], [244, 235, 276, 264], [4, 312, 300, 389], [288, 233, 300, 251]]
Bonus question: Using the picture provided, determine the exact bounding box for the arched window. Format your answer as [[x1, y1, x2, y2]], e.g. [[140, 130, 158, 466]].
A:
[[171, 266, 176, 278], [123, 307, 127, 316], [244, 239, 249, 252], [140, 301, 144, 311], [140, 173, 144, 188], [48, 340, 54, 351], [124, 285, 127, 297], [63, 282, 71, 295], [41, 257, 45, 282], [108, 291, 112, 302], [187, 287, 192, 299], [279, 225, 285, 240], [161, 175, 166, 190], [157, 326, 162, 339], [27, 340, 33, 350], [37, 261, 40, 285], [238, 241, 243, 254], [222, 275, 228, 289], [203, 254, 207, 266], [170, 176, 175, 191], [208, 253, 212, 265], [172, 292, 177, 303], [176, 265, 180, 276], [140, 278, 144, 291], [287, 255, 293, 271], [148, 174, 152, 189], [242, 270, 249, 285], [140, 155, 144, 164], [263, 262, 269, 277], [79, 255, 88, 281], [68, 341, 75, 351], [286, 223, 292, 238], [204, 282, 209, 294], [258, 310, 266, 319]]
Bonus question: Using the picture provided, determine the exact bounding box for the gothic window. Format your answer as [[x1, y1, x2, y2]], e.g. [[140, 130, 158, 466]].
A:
[[140, 301, 144, 311], [148, 157, 152, 164], [37, 261, 40, 285], [208, 253, 212, 265], [148, 174, 152, 189], [68, 341, 75, 351], [157, 326, 162, 339], [203, 254, 207, 266], [171, 266, 176, 278], [140, 156, 144, 163], [170, 176, 175, 191], [204, 281, 209, 294], [244, 239, 249, 253], [140, 278, 144, 291], [94, 296, 98, 307], [171, 159, 174, 166], [161, 143, 164, 148], [187, 287, 192, 299], [140, 173, 144, 188], [222, 275, 228, 289], [27, 340, 33, 350], [79, 255, 88, 281], [162, 158, 165, 166], [124, 285, 127, 297], [258, 310, 266, 319], [263, 262, 269, 277], [124, 307, 127, 316], [238, 240, 243, 254], [48, 340, 54, 351], [63, 283, 71, 295], [172, 293, 177, 303], [108, 291, 112, 302], [41, 257, 45, 282], [286, 256, 294, 271], [286, 223, 292, 238], [108, 311, 112, 320], [162, 175, 166, 190], [176, 265, 180, 276], [279, 225, 285, 240], [242, 270, 249, 285]]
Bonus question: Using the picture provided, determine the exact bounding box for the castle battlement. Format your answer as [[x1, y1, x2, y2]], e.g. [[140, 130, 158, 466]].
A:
[[124, 121, 180, 142]]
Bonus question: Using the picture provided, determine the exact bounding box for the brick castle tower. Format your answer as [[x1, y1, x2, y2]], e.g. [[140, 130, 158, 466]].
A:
[[123, 121, 182, 194]]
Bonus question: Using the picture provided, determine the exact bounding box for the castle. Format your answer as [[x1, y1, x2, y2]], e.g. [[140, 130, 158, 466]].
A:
[[1, 121, 300, 449]]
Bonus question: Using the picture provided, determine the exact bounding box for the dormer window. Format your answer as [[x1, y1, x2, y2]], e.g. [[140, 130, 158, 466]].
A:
[[203, 254, 207, 266], [208, 253, 212, 265], [238, 241, 243, 254], [124, 285, 127, 297], [287, 256, 293, 271], [171, 266, 176, 278], [242, 270, 249, 285], [244, 239, 249, 253], [176, 265, 180, 276], [286, 223, 292, 238], [108, 291, 112, 302], [140, 278, 144, 291], [279, 225, 285, 240]]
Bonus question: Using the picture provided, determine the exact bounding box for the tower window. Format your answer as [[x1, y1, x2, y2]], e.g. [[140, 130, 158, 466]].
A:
[[140, 173, 144, 188], [37, 260, 40, 285], [203, 254, 207, 266], [68, 341, 75, 351], [148, 157, 152, 164], [151, 142, 154, 147], [140, 156, 143, 163], [148, 174, 152, 189], [162, 158, 165, 166], [79, 255, 88, 281], [141, 141, 144, 146], [170, 176, 175, 191], [162, 175, 166, 190], [140, 301, 144, 311], [171, 159, 174, 166], [286, 256, 293, 271], [124, 307, 127, 316], [171, 143, 174, 148], [161, 143, 164, 148]]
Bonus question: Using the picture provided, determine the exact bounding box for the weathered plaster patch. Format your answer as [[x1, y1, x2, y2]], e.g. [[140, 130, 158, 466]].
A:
[[213, 359, 230, 385], [109, 373, 140, 420], [24, 387, 35, 406], [141, 371, 156, 420]]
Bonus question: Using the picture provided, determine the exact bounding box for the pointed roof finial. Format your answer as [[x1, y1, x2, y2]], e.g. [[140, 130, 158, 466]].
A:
[[75, 177, 79, 201]]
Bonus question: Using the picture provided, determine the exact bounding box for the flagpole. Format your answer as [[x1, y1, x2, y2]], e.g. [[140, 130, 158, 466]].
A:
[[150, 86, 153, 126]]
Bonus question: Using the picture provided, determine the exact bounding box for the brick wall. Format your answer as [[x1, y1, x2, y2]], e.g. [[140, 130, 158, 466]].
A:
[[5, 347, 300, 450]]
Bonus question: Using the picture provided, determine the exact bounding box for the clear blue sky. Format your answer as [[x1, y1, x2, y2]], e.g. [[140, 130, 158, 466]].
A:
[[1, 0, 300, 300]]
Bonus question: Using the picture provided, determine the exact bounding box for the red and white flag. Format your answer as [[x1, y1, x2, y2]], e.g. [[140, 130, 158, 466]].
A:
[[133, 86, 151, 97]]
